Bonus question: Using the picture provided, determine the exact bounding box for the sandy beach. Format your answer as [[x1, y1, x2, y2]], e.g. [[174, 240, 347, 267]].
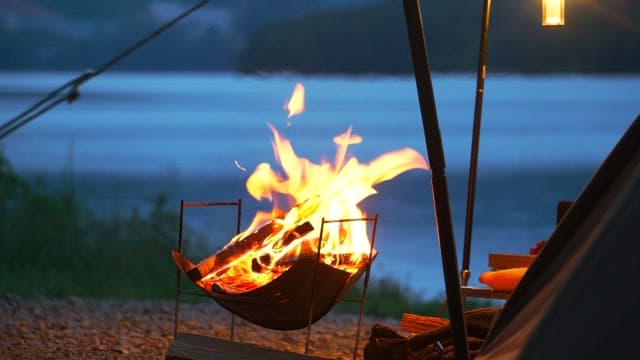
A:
[[0, 294, 400, 359]]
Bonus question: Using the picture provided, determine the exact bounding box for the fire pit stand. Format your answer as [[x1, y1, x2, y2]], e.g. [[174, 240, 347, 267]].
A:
[[173, 199, 243, 340], [172, 199, 379, 359]]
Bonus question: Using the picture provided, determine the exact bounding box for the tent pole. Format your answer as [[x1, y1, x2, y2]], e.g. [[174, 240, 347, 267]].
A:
[[462, 0, 492, 288], [402, 1, 470, 359]]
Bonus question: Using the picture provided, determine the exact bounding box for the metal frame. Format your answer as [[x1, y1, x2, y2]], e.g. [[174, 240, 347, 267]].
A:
[[174, 199, 243, 340], [304, 215, 378, 360], [462, 0, 492, 288], [174, 198, 377, 360]]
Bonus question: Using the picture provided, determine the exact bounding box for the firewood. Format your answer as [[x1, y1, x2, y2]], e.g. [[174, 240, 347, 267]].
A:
[[187, 222, 280, 281], [464, 307, 500, 340], [363, 325, 409, 360], [174, 221, 314, 282], [488, 253, 535, 269], [370, 323, 406, 340], [407, 324, 450, 351], [366, 308, 501, 360], [400, 313, 449, 334]]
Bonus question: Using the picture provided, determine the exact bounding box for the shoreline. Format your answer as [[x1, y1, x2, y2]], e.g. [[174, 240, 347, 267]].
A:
[[0, 295, 400, 360]]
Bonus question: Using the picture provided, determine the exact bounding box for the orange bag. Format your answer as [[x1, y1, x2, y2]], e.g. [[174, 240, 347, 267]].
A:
[[478, 267, 528, 292]]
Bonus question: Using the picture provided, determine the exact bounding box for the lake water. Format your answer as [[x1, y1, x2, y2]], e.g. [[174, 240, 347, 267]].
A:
[[1, 71, 638, 298]]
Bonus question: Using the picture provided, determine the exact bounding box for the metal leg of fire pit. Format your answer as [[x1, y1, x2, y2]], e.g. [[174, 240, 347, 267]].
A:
[[173, 199, 243, 339], [230, 201, 242, 342], [304, 218, 325, 355], [304, 215, 379, 359], [352, 214, 378, 360]]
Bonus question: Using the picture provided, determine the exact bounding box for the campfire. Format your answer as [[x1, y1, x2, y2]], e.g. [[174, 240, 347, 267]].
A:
[[173, 83, 429, 330]]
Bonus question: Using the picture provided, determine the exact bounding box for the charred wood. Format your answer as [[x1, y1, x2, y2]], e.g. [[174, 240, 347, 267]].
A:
[[178, 221, 314, 281]]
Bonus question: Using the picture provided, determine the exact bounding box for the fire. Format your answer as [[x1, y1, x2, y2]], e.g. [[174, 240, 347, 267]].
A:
[[197, 122, 429, 294], [284, 82, 305, 124]]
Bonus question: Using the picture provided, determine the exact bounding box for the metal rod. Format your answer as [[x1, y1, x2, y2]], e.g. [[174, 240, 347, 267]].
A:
[[173, 199, 243, 339], [0, 0, 213, 140], [174, 200, 186, 337], [402, 1, 470, 359], [182, 201, 242, 208], [305, 218, 326, 354], [322, 216, 377, 224], [462, 0, 492, 288], [230, 199, 242, 342], [352, 214, 378, 360], [0, 95, 69, 139]]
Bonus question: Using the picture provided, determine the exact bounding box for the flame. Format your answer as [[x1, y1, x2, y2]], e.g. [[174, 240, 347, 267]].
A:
[[198, 123, 429, 294], [284, 82, 305, 124]]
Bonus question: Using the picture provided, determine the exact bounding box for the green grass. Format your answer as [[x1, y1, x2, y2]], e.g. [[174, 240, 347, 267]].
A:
[[1, 152, 180, 298]]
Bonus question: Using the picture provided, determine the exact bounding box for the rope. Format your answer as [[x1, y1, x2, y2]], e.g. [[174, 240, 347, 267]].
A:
[[0, 0, 212, 140]]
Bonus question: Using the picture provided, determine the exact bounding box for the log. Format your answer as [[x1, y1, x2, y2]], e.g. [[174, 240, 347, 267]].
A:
[[488, 253, 535, 270], [459, 286, 512, 300], [464, 307, 501, 340], [400, 313, 449, 334], [166, 333, 328, 360], [363, 324, 409, 360], [186, 222, 280, 281], [173, 221, 314, 282], [365, 308, 501, 360]]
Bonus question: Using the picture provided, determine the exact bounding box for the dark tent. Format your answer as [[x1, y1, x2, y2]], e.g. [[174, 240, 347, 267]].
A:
[[476, 114, 640, 359]]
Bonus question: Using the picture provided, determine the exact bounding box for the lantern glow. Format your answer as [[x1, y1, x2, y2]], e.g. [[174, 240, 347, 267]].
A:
[[542, 0, 565, 26]]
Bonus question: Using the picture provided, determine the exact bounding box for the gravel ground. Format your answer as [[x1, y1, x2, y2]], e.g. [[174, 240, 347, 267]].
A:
[[0, 294, 399, 359]]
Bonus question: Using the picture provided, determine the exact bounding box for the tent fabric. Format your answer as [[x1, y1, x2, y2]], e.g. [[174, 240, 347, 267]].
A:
[[476, 114, 640, 359]]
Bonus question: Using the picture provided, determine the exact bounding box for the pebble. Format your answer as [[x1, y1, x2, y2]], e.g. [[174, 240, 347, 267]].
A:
[[0, 295, 399, 359]]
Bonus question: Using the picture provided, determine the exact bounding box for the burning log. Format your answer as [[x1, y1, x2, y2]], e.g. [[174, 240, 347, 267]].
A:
[[179, 222, 277, 282], [173, 221, 313, 283]]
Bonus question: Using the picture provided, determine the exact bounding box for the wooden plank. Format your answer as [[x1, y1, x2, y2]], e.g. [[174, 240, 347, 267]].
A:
[[165, 333, 329, 360], [460, 286, 512, 300], [488, 253, 535, 269], [400, 313, 448, 334]]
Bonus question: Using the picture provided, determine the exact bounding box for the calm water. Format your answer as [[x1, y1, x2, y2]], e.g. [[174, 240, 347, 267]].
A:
[[1, 71, 638, 297]]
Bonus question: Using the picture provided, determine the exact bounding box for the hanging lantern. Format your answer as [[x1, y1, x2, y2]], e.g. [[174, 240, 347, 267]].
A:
[[542, 0, 565, 26]]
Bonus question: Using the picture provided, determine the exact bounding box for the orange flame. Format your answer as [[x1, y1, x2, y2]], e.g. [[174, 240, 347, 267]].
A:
[[198, 123, 429, 294], [284, 82, 305, 125]]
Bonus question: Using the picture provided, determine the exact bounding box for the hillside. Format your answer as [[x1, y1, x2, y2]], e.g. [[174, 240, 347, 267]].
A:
[[236, 0, 640, 74], [1, 0, 638, 74]]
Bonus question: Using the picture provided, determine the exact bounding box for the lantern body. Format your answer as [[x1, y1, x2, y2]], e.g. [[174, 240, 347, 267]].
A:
[[542, 0, 565, 26]]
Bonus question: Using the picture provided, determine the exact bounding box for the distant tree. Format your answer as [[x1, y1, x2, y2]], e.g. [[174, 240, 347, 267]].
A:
[[235, 0, 640, 74]]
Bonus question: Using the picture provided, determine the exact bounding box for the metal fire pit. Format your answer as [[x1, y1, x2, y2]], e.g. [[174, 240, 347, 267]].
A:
[[173, 200, 377, 334], [174, 252, 371, 330]]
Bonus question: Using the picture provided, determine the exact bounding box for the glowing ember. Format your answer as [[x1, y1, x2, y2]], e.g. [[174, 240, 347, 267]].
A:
[[197, 118, 429, 294], [284, 82, 305, 125]]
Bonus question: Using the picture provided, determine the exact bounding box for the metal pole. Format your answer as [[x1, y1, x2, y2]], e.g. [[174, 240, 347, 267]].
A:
[[305, 218, 325, 355], [402, 1, 470, 359], [230, 198, 242, 342], [462, 0, 492, 287], [352, 214, 378, 360], [174, 200, 186, 337]]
